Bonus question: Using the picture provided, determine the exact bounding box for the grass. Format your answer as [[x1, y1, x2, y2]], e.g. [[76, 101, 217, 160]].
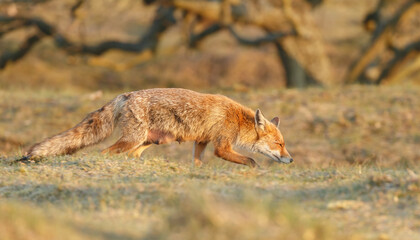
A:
[[1, 86, 420, 239], [1, 156, 420, 239]]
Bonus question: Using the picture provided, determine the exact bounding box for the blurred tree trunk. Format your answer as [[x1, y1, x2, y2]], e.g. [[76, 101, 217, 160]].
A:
[[274, 40, 317, 88]]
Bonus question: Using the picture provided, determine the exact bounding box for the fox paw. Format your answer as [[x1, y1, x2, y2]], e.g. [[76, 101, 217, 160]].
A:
[[193, 159, 203, 167], [246, 158, 260, 168]]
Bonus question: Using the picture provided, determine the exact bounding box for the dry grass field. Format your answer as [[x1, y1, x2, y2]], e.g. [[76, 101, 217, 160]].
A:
[[2, 0, 420, 239], [1, 86, 420, 239]]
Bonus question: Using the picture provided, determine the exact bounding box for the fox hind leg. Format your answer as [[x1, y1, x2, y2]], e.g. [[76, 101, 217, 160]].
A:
[[101, 138, 140, 155], [103, 108, 148, 155], [192, 141, 208, 167], [128, 143, 151, 158], [102, 129, 148, 155]]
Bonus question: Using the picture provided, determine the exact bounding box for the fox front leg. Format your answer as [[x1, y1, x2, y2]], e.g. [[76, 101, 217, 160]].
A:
[[192, 141, 208, 167], [214, 143, 259, 168]]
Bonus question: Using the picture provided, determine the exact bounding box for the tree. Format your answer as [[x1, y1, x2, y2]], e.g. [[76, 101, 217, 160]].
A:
[[346, 0, 420, 84], [0, 0, 332, 88]]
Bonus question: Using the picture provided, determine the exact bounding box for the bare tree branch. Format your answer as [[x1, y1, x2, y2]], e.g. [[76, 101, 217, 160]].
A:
[[363, 0, 385, 35], [0, 20, 26, 37], [1, 0, 50, 3], [0, 34, 42, 68], [189, 23, 223, 48], [346, 0, 418, 84], [188, 23, 296, 50], [70, 0, 85, 19], [0, 16, 54, 35], [227, 26, 296, 46], [376, 40, 420, 84], [0, 6, 176, 69]]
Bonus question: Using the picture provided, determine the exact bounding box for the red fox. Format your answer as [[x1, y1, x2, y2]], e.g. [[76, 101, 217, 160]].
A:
[[25, 88, 293, 167]]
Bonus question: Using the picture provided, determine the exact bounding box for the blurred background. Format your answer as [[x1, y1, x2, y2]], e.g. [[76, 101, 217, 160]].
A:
[[0, 0, 419, 166], [1, 0, 419, 91]]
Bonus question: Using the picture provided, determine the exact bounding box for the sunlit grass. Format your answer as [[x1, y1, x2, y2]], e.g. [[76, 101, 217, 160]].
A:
[[1, 86, 420, 239]]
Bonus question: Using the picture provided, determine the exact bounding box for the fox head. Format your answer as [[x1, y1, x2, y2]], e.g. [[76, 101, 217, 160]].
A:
[[253, 109, 293, 164]]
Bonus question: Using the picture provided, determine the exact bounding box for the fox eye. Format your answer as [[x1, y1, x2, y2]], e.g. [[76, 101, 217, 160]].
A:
[[278, 143, 283, 148]]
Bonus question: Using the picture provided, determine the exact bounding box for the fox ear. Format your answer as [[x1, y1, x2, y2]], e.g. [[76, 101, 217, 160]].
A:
[[255, 109, 268, 131], [271, 117, 280, 128]]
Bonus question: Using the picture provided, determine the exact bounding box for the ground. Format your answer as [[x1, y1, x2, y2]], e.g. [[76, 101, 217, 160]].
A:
[[1, 86, 420, 239]]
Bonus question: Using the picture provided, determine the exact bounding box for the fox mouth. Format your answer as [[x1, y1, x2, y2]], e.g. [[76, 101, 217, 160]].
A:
[[261, 152, 293, 164], [273, 155, 293, 164], [255, 148, 293, 164]]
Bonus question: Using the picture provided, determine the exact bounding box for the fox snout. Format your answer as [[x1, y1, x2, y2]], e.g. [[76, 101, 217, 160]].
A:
[[279, 156, 293, 164], [278, 147, 293, 164]]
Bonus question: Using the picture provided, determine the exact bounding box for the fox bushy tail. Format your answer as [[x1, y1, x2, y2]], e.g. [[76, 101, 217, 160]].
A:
[[26, 95, 128, 158]]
